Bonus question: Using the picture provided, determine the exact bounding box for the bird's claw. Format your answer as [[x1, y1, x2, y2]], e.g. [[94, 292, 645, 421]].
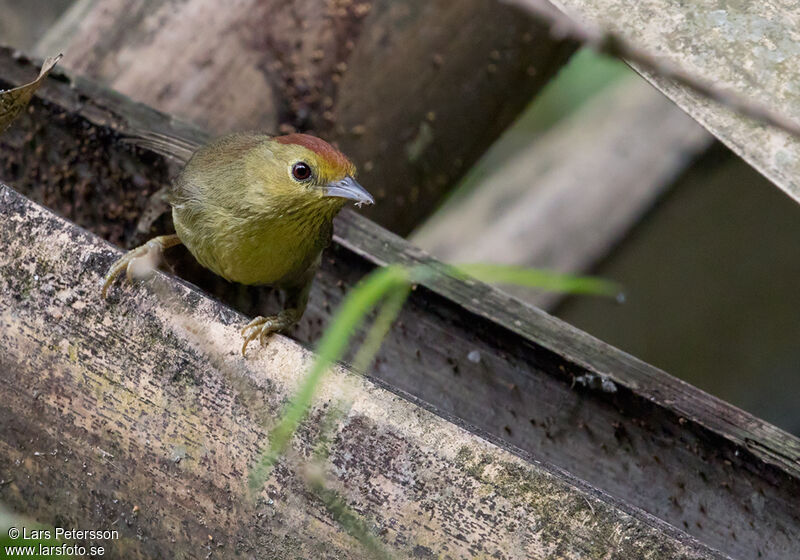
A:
[[240, 313, 296, 356], [101, 243, 153, 299], [101, 236, 181, 299]]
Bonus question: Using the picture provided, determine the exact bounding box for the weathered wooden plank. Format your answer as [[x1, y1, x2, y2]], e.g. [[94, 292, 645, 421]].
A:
[[528, 0, 800, 208], [412, 76, 712, 309], [1, 50, 799, 559], [0, 184, 727, 559], [35, 0, 575, 235]]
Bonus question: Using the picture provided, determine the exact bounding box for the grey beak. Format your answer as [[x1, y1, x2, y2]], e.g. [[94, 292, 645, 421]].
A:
[[324, 176, 375, 206]]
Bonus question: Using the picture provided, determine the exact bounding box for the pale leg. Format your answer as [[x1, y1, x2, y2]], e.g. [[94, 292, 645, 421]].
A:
[[241, 271, 313, 356]]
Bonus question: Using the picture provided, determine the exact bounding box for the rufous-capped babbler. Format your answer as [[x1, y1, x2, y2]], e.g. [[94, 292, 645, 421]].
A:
[[102, 132, 374, 355]]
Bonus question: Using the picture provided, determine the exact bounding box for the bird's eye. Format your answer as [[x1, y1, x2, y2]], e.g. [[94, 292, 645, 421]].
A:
[[292, 162, 312, 181]]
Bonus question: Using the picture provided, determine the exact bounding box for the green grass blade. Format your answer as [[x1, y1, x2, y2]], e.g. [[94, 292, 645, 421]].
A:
[[248, 265, 410, 492], [308, 478, 395, 560], [352, 284, 411, 373], [454, 263, 622, 298]]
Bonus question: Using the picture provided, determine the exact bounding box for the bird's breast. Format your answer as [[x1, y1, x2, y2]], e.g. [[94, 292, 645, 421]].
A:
[[174, 205, 329, 287]]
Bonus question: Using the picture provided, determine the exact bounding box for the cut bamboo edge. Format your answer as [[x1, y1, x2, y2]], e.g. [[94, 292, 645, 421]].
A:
[[0, 180, 725, 559], [1, 48, 798, 558]]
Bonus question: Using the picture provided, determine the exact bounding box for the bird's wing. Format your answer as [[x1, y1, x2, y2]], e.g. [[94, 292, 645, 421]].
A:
[[121, 129, 284, 165], [121, 128, 203, 164]]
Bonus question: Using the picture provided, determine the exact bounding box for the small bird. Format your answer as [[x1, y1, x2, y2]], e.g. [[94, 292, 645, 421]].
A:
[[102, 132, 374, 354]]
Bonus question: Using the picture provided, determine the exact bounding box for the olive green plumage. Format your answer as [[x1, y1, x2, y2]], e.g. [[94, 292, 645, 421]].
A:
[[102, 132, 373, 354], [173, 133, 347, 286]]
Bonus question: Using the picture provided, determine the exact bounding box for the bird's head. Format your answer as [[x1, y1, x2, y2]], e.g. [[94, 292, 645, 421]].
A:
[[248, 133, 373, 214]]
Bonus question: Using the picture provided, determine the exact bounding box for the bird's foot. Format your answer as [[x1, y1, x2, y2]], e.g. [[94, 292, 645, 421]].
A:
[[240, 311, 298, 356], [101, 234, 181, 299]]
